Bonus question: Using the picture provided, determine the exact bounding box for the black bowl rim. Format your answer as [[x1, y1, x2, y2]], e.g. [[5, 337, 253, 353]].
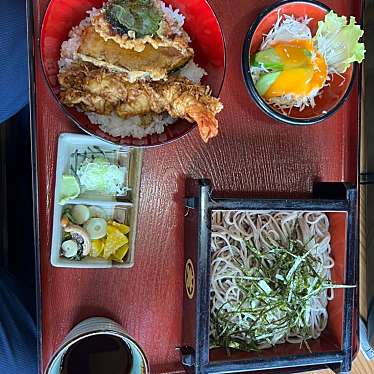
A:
[[241, 0, 357, 126], [39, 0, 227, 149]]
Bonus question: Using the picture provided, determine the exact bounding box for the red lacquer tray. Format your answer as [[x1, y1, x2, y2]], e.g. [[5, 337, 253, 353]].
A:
[[28, 0, 361, 373]]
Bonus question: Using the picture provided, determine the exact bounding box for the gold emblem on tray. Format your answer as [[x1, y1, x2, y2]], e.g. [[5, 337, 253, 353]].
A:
[[185, 259, 195, 300]]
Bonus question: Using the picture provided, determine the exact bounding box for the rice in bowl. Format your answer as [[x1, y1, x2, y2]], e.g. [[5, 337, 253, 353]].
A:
[[58, 1, 216, 140]]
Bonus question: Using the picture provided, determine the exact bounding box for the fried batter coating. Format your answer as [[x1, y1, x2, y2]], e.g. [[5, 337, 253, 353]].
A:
[[78, 26, 193, 81], [59, 63, 223, 142], [92, 12, 192, 54]]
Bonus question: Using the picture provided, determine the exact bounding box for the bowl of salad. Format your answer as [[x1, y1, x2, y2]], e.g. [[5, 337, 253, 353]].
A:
[[242, 0, 365, 125]]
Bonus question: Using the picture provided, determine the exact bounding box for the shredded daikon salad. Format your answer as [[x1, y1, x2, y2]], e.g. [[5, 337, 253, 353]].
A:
[[71, 147, 128, 196], [76, 157, 127, 195], [210, 211, 350, 352]]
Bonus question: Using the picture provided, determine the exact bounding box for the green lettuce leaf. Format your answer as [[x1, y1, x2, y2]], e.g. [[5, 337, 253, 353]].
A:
[[313, 11, 365, 73]]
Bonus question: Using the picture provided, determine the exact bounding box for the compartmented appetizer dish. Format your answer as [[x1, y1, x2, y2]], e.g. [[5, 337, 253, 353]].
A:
[[250, 11, 365, 113], [58, 0, 223, 142], [52, 133, 141, 268]]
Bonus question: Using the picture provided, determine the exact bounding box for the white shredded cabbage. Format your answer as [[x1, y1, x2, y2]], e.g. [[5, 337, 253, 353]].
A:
[[260, 12, 312, 50], [77, 157, 127, 195], [267, 92, 317, 113]]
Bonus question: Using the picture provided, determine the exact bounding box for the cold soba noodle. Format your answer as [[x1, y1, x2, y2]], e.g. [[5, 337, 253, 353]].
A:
[[210, 211, 336, 351]]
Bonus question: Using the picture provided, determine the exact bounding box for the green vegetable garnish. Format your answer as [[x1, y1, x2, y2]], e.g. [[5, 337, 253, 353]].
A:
[[252, 48, 284, 70], [210, 238, 352, 352], [255, 71, 281, 96], [59, 175, 80, 205], [105, 0, 162, 37], [252, 47, 314, 71], [313, 11, 365, 73]]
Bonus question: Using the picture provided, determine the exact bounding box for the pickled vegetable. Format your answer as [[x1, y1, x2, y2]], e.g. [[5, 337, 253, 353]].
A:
[[88, 206, 107, 219], [84, 218, 108, 240], [71, 205, 91, 225]]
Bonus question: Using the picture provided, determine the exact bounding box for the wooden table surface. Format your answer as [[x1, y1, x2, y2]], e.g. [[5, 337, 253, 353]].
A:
[[32, 0, 372, 372]]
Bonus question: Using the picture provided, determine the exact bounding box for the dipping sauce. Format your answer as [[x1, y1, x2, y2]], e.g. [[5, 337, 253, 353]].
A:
[[60, 334, 133, 374]]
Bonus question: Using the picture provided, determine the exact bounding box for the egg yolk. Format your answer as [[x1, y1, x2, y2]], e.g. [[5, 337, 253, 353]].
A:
[[264, 40, 328, 99]]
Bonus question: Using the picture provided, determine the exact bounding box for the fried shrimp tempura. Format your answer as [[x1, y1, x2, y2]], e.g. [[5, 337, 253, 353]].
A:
[[59, 64, 223, 142]]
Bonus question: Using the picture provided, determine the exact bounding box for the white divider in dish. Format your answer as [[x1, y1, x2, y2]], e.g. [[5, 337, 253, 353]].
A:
[[64, 198, 133, 207]]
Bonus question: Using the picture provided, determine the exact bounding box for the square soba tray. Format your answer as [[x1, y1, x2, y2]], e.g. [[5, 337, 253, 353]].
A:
[[182, 179, 358, 374]]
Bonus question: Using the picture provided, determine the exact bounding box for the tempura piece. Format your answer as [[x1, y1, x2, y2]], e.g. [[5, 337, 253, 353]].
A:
[[59, 63, 223, 142], [91, 12, 192, 54], [78, 26, 194, 81], [58, 0, 223, 141]]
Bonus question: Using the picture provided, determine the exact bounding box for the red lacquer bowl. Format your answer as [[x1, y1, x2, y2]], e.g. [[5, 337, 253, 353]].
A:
[[40, 0, 226, 147], [242, 0, 356, 126]]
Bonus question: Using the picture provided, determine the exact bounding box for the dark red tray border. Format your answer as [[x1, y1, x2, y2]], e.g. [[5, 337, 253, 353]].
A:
[[26, 0, 363, 373]]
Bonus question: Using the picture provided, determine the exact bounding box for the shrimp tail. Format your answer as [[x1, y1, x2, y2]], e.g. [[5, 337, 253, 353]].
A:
[[187, 104, 219, 143]]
